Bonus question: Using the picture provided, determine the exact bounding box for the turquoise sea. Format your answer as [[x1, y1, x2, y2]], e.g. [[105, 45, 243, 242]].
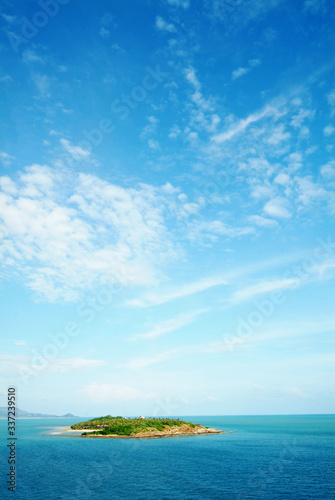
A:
[[1, 415, 334, 499]]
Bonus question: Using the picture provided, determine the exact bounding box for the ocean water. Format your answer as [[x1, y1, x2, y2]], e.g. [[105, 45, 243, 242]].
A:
[[0, 415, 334, 499]]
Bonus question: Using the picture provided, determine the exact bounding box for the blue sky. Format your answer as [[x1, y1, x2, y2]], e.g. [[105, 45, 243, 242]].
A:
[[0, 0, 334, 417]]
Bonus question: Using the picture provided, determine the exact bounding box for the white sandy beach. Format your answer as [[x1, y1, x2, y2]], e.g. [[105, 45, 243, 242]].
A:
[[46, 426, 84, 436]]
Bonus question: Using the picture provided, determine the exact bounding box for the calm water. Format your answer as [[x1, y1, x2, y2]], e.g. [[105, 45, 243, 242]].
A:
[[0, 415, 334, 499]]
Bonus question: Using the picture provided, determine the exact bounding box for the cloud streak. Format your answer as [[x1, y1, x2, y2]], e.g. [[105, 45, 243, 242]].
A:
[[132, 309, 209, 340], [127, 275, 228, 307], [212, 105, 276, 144], [232, 278, 299, 303]]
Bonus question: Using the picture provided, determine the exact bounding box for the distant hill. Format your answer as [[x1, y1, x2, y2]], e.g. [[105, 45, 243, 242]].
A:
[[0, 407, 78, 418]]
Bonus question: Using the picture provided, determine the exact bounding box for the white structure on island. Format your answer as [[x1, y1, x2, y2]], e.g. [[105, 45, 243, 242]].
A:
[[138, 416, 145, 419]]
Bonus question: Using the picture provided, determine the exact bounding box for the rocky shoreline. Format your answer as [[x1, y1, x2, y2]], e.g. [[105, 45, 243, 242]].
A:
[[54, 425, 231, 439], [78, 426, 229, 439]]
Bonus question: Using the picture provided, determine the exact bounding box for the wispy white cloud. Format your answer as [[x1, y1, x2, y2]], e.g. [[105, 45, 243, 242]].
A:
[[227, 259, 335, 309], [254, 384, 311, 399], [294, 177, 328, 206], [327, 88, 335, 116], [320, 160, 335, 180], [132, 309, 209, 340], [324, 125, 335, 137], [101, 13, 114, 25], [81, 383, 151, 402], [249, 58, 261, 68], [290, 108, 314, 128], [316, 258, 335, 275], [304, 0, 327, 13], [212, 105, 275, 144], [55, 103, 73, 115], [232, 278, 299, 302], [142, 318, 335, 361], [0, 176, 17, 195], [248, 215, 278, 228], [169, 124, 181, 139], [206, 0, 284, 26], [263, 197, 292, 219], [0, 150, 14, 167], [124, 348, 184, 370], [1, 13, 16, 23], [60, 138, 91, 160], [0, 166, 184, 302], [274, 173, 291, 186], [0, 75, 13, 83], [127, 275, 228, 307], [31, 73, 51, 97], [286, 152, 303, 172], [232, 58, 261, 80], [167, 0, 190, 8], [155, 16, 176, 32], [148, 139, 160, 149], [22, 50, 45, 65], [186, 220, 254, 243], [207, 395, 219, 402], [100, 27, 110, 38], [267, 124, 290, 145], [182, 79, 334, 224], [282, 387, 311, 399], [141, 115, 160, 149], [49, 358, 107, 372], [140, 115, 159, 139], [252, 319, 335, 344], [232, 66, 249, 80], [250, 183, 274, 200], [184, 66, 213, 110], [0, 354, 106, 375]]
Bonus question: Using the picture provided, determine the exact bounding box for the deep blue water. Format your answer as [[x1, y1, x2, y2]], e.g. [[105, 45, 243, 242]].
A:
[[1, 415, 334, 499]]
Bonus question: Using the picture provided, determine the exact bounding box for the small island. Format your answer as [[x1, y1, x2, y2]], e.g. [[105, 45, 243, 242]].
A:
[[70, 416, 225, 439]]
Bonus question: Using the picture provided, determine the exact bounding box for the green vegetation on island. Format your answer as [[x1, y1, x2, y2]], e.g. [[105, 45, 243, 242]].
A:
[[70, 415, 223, 438]]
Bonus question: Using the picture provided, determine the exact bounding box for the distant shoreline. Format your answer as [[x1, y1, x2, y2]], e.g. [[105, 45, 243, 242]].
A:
[[0, 417, 78, 420]]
